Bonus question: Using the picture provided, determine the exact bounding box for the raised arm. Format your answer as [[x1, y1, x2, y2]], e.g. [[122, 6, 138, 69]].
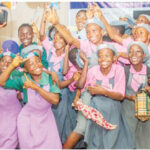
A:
[[60, 71, 81, 89], [32, 23, 41, 45], [24, 74, 59, 105], [0, 55, 24, 86], [93, 3, 124, 45], [75, 52, 88, 89], [40, 3, 49, 41], [62, 45, 70, 75], [46, 7, 80, 48]]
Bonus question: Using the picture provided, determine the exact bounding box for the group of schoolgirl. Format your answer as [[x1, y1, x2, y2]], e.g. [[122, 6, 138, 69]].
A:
[[1, 2, 150, 149]]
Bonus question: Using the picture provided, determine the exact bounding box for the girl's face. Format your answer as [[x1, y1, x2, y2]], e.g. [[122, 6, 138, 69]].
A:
[[86, 23, 102, 45], [133, 27, 149, 43], [136, 16, 149, 25], [76, 11, 87, 31], [53, 32, 66, 51], [24, 56, 43, 76], [18, 26, 33, 47], [128, 44, 145, 65], [0, 56, 13, 73], [98, 48, 114, 69]]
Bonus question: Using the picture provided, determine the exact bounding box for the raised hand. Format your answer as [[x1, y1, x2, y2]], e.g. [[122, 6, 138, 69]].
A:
[[46, 7, 59, 25], [86, 3, 94, 19], [42, 68, 60, 86], [23, 73, 37, 90], [93, 2, 103, 19], [12, 54, 28, 68], [32, 23, 39, 35], [43, 3, 50, 21], [79, 51, 88, 63], [73, 71, 81, 81], [44, 2, 51, 11], [65, 44, 70, 53]]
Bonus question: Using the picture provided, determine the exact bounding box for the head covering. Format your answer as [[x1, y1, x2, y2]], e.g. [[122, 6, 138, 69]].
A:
[[2, 40, 19, 54], [97, 44, 117, 56], [123, 15, 135, 26], [46, 26, 58, 40], [110, 20, 131, 34], [0, 51, 15, 59], [85, 16, 105, 30], [110, 20, 129, 28], [75, 49, 84, 68], [139, 14, 150, 22], [20, 44, 43, 56], [127, 41, 150, 63], [21, 51, 40, 67], [75, 49, 98, 69], [134, 23, 150, 33]]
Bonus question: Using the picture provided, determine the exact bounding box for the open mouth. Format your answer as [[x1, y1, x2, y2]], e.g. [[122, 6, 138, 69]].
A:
[[101, 62, 108, 66], [35, 68, 42, 72], [78, 23, 84, 28], [54, 42, 63, 49], [131, 56, 138, 62], [89, 37, 97, 42], [23, 39, 31, 45], [1, 67, 7, 72]]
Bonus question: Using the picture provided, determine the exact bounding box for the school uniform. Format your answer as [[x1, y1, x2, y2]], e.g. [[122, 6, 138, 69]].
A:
[[84, 64, 135, 149], [42, 36, 74, 144], [0, 71, 23, 148], [71, 28, 87, 40], [123, 64, 150, 148], [4, 72, 62, 149], [19, 42, 48, 69]]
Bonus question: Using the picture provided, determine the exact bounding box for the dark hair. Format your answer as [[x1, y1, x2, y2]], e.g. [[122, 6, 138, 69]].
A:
[[112, 25, 125, 35], [18, 23, 33, 34], [48, 25, 58, 40], [76, 9, 86, 17], [48, 25, 67, 45], [102, 36, 113, 42], [68, 48, 78, 65]]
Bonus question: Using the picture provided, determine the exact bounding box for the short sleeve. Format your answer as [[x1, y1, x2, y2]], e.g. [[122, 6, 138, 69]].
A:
[[80, 39, 89, 53], [4, 77, 24, 92], [11, 70, 24, 78], [42, 36, 53, 53], [41, 48, 49, 69], [113, 65, 126, 96], [49, 75, 61, 94], [122, 37, 133, 48]]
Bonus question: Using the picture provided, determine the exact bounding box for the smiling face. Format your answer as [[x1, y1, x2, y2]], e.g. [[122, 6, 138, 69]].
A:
[[136, 16, 150, 25], [0, 56, 13, 74], [133, 27, 149, 43], [76, 11, 87, 31], [98, 48, 114, 69], [52, 32, 66, 51], [128, 44, 145, 65], [86, 23, 103, 45], [18, 26, 33, 48], [24, 56, 43, 76]]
